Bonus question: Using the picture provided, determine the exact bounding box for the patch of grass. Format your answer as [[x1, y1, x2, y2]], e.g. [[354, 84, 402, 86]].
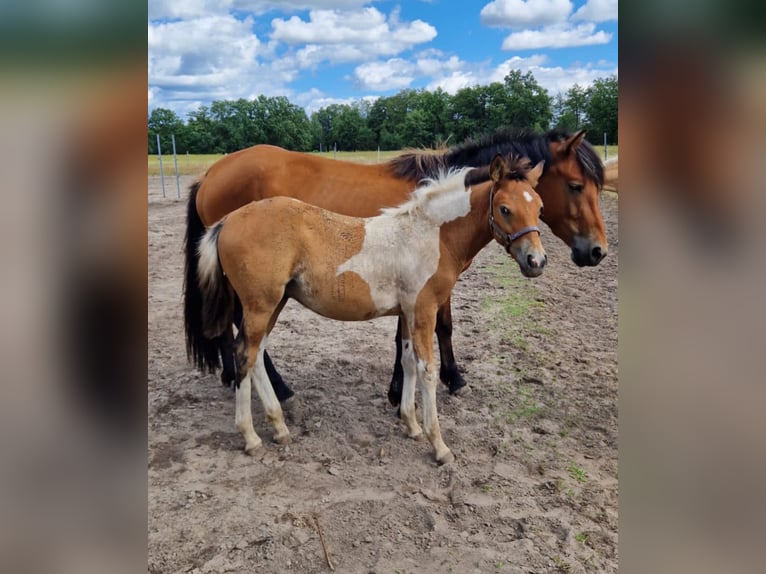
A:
[[552, 555, 572, 572], [575, 532, 590, 544], [148, 149, 405, 177], [567, 464, 587, 483], [505, 385, 543, 423]]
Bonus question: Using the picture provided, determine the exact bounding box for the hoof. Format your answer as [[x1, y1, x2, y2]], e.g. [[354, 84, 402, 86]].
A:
[[450, 383, 472, 397], [408, 431, 424, 442], [275, 385, 295, 403], [274, 432, 291, 445], [436, 450, 455, 465], [244, 442, 262, 456]]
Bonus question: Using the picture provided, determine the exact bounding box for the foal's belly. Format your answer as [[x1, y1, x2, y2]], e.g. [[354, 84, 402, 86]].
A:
[[286, 272, 397, 322]]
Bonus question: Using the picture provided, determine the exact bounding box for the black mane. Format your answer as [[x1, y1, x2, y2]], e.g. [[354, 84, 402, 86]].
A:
[[387, 127, 604, 187]]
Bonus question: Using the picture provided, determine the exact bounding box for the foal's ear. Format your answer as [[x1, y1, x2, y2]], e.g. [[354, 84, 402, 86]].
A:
[[489, 154, 506, 182], [527, 160, 545, 187]]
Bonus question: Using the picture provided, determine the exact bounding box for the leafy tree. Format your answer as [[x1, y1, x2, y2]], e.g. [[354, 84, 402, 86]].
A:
[[148, 108, 185, 154], [502, 69, 553, 131], [585, 75, 618, 144]]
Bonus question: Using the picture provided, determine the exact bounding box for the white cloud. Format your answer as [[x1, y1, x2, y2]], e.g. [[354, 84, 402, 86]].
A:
[[572, 0, 618, 22], [354, 59, 417, 91], [501, 22, 611, 50], [495, 55, 617, 94], [354, 55, 464, 91], [270, 8, 437, 67], [233, 0, 372, 15], [149, 0, 234, 20], [480, 0, 572, 29], [149, 15, 262, 93]]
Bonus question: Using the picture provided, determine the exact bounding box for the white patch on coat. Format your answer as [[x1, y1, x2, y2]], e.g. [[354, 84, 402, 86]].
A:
[[337, 170, 473, 318], [197, 224, 221, 288], [523, 190, 533, 203]]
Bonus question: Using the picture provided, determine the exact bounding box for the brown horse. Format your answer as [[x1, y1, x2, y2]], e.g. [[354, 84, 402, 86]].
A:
[[193, 155, 546, 464], [184, 128, 606, 404]]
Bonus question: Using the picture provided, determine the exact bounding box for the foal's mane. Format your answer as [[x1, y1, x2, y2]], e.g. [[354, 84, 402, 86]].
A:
[[387, 127, 604, 187], [381, 155, 534, 220]]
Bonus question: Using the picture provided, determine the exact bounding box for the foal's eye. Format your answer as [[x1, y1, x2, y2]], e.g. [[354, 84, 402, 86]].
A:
[[499, 206, 511, 216], [539, 205, 544, 217], [568, 182, 584, 193]]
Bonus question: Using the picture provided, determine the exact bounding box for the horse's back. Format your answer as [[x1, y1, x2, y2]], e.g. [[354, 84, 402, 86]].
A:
[[195, 145, 414, 225]]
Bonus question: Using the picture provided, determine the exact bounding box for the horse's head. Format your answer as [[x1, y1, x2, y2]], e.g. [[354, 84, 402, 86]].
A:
[[539, 130, 608, 267], [488, 154, 546, 278]]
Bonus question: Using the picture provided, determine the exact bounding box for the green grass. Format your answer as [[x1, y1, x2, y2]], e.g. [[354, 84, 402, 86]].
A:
[[148, 149, 405, 177], [567, 463, 587, 483], [148, 145, 619, 177]]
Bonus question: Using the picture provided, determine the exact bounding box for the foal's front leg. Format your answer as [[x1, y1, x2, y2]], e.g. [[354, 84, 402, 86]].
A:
[[388, 298, 467, 407], [398, 318, 423, 440]]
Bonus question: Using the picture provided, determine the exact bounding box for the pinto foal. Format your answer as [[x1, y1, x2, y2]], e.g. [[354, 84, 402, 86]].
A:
[[195, 155, 546, 464]]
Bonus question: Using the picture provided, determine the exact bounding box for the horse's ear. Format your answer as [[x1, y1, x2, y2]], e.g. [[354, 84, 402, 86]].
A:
[[489, 154, 506, 182], [565, 130, 587, 155], [527, 160, 545, 187]]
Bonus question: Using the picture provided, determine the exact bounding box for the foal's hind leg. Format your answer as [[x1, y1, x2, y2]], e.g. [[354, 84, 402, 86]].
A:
[[413, 306, 454, 465], [436, 298, 469, 396]]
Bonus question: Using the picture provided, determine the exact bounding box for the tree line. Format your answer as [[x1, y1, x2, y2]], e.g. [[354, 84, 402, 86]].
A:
[[148, 71, 617, 155]]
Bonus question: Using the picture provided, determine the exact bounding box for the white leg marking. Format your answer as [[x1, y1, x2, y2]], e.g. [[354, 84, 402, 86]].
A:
[[251, 336, 290, 444], [235, 371, 262, 454], [418, 358, 453, 464]]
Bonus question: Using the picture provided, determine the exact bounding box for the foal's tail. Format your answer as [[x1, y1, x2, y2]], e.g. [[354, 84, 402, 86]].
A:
[[183, 181, 227, 373], [197, 221, 235, 344]]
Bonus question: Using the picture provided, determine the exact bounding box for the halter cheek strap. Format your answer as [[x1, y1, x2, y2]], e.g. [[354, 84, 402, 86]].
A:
[[488, 183, 540, 252]]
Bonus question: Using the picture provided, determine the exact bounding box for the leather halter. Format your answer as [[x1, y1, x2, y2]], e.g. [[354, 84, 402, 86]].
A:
[[488, 181, 540, 252]]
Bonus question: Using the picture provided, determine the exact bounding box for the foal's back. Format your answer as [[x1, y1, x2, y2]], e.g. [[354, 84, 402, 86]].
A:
[[217, 197, 409, 322]]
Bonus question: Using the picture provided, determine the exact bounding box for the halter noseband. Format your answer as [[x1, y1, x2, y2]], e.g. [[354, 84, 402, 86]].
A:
[[488, 181, 540, 252]]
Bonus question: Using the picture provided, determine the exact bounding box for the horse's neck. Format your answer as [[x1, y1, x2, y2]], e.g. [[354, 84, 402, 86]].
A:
[[439, 182, 494, 269]]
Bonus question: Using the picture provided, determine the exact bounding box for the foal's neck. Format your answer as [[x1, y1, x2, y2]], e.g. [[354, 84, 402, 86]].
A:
[[439, 181, 494, 269]]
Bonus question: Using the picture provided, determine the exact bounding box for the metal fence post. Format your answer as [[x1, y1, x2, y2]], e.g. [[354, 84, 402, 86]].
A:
[[172, 134, 180, 198], [157, 133, 165, 198]]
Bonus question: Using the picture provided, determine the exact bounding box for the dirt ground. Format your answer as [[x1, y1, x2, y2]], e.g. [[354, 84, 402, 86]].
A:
[[148, 176, 618, 574]]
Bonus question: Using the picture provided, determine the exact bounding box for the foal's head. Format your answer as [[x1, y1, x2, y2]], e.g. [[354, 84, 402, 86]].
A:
[[488, 154, 546, 278]]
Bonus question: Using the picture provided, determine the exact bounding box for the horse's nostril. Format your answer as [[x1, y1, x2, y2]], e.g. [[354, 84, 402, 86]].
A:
[[591, 245, 603, 261], [527, 254, 540, 268], [541, 254, 547, 267]]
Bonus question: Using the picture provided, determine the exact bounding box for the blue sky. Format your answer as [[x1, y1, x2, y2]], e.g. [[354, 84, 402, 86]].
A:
[[148, 0, 617, 118]]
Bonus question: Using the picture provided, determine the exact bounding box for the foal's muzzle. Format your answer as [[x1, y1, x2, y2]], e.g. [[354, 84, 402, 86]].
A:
[[520, 252, 547, 278]]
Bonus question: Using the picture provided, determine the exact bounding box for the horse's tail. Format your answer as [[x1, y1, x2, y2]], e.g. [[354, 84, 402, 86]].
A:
[[184, 181, 225, 372]]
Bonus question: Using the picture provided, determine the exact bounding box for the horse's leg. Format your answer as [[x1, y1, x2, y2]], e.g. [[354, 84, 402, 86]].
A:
[[387, 318, 405, 407], [218, 325, 238, 387], [397, 316, 422, 440], [219, 296, 243, 387], [413, 307, 454, 465], [436, 298, 469, 395], [264, 351, 294, 403]]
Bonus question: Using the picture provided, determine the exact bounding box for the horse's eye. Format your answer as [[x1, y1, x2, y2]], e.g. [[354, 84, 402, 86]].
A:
[[499, 206, 511, 216], [539, 205, 544, 217], [568, 182, 584, 193]]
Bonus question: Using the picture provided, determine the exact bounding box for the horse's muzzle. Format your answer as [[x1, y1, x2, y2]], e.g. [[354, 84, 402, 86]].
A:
[[571, 237, 607, 267], [520, 252, 547, 278]]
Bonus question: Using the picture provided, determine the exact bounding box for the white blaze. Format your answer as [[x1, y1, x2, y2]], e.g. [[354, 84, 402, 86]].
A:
[[523, 190, 533, 203]]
